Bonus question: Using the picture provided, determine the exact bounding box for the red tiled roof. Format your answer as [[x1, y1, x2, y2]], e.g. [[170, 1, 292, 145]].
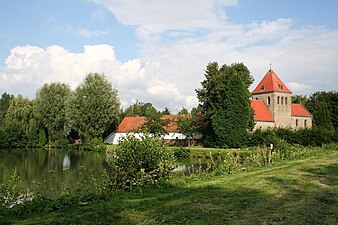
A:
[[250, 99, 274, 122], [252, 69, 292, 94], [115, 115, 185, 133], [115, 116, 145, 132], [291, 104, 312, 117]]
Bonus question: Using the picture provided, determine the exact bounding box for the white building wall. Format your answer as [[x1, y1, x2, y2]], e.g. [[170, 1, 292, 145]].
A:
[[104, 132, 202, 144]]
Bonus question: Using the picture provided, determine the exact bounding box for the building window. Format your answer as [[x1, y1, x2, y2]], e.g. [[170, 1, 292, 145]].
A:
[[278, 84, 283, 90], [267, 96, 271, 105], [304, 120, 307, 127], [281, 97, 284, 105], [277, 96, 280, 104], [256, 97, 258, 100], [261, 85, 265, 91], [296, 119, 298, 127], [285, 97, 288, 105]]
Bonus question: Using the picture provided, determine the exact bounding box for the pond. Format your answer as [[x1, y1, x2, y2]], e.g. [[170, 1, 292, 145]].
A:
[[0, 148, 109, 199], [0, 148, 210, 199]]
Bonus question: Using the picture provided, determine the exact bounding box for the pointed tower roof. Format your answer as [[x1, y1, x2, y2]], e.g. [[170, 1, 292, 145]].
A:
[[252, 69, 292, 94]]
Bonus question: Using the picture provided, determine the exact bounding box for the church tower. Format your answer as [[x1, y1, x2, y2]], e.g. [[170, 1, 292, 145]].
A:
[[251, 69, 292, 128]]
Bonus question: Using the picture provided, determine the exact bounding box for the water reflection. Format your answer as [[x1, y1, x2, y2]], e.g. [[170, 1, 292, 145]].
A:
[[0, 149, 108, 199]]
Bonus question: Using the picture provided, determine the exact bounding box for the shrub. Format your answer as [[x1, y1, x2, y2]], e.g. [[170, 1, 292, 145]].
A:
[[107, 134, 176, 191], [173, 147, 191, 159], [79, 138, 107, 151]]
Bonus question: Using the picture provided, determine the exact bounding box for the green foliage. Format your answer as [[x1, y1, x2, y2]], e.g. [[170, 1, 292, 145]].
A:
[[178, 107, 189, 115], [108, 134, 176, 190], [196, 62, 253, 148], [123, 101, 157, 117], [0, 169, 24, 207], [79, 138, 107, 151], [139, 111, 170, 137], [5, 95, 35, 135], [306, 91, 338, 130], [249, 127, 336, 147], [0, 92, 14, 127], [0, 121, 27, 148], [173, 147, 191, 159], [36, 82, 71, 145], [177, 114, 201, 146], [67, 73, 120, 139], [315, 101, 334, 131], [161, 107, 171, 115]]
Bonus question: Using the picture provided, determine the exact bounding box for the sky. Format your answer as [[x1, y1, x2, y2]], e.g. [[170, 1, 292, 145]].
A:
[[1, 0, 338, 112]]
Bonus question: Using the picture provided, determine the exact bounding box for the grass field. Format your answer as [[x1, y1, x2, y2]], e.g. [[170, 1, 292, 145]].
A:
[[1, 148, 337, 225]]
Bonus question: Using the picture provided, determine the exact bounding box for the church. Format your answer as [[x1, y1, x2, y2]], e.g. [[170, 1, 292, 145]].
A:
[[250, 69, 312, 130]]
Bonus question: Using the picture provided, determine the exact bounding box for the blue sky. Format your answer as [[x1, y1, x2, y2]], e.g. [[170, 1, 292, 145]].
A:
[[1, 0, 337, 111]]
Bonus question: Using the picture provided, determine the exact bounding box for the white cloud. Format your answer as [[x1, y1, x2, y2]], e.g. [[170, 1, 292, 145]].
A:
[[2, 1, 338, 112], [0, 44, 191, 110], [77, 28, 107, 38], [91, 0, 237, 32], [287, 82, 310, 91]]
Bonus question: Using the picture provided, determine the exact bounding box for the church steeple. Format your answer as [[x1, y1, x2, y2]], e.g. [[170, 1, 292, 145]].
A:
[[252, 69, 292, 94]]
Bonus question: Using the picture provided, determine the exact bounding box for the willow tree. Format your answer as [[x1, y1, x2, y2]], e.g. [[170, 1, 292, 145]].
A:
[[67, 73, 120, 140], [36, 82, 71, 146]]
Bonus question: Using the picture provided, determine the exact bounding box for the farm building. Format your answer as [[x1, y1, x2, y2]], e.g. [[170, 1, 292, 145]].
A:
[[104, 115, 202, 144]]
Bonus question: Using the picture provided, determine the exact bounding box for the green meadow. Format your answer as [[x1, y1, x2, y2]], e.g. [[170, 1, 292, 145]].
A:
[[1, 145, 337, 225]]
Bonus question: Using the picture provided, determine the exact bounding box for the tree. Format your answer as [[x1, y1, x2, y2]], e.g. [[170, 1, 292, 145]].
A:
[[306, 91, 337, 130], [196, 62, 253, 147], [315, 101, 334, 131], [292, 95, 309, 105], [161, 107, 171, 115], [67, 73, 120, 139], [36, 82, 71, 146], [177, 114, 201, 147], [139, 111, 170, 137], [123, 101, 157, 117], [5, 95, 35, 135], [178, 107, 189, 115], [0, 92, 14, 127]]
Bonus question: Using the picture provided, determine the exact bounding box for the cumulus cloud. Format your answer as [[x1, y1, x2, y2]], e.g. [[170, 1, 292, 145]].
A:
[[0, 44, 189, 110], [2, 1, 338, 112]]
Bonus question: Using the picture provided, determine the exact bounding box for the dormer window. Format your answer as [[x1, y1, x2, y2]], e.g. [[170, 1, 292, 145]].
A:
[[278, 84, 283, 90], [261, 85, 265, 91]]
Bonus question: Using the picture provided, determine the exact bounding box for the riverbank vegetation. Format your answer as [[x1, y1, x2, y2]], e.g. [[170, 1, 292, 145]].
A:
[[1, 143, 337, 224]]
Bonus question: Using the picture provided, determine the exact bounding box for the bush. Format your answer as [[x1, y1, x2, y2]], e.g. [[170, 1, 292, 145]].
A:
[[107, 134, 176, 191], [173, 147, 191, 159], [78, 138, 107, 151]]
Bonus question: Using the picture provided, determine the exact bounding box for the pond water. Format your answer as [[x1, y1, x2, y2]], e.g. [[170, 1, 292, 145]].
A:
[[0, 148, 209, 199], [0, 148, 109, 199]]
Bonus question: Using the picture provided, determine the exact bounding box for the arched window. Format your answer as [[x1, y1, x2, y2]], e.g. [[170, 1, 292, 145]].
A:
[[304, 120, 307, 127], [277, 96, 280, 104], [267, 96, 271, 105], [285, 97, 288, 105], [296, 119, 298, 127], [281, 97, 284, 105]]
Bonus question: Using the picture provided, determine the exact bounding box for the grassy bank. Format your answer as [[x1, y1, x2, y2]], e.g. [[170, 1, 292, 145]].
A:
[[1, 146, 337, 224]]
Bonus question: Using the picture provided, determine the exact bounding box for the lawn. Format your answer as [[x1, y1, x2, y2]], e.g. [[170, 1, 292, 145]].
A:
[[1, 148, 337, 225]]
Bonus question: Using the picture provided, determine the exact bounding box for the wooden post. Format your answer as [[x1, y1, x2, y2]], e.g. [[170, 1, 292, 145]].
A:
[[268, 144, 273, 165]]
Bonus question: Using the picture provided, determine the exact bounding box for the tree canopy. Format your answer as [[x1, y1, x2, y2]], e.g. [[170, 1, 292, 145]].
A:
[[36, 82, 71, 144], [196, 62, 254, 147], [67, 73, 120, 139]]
